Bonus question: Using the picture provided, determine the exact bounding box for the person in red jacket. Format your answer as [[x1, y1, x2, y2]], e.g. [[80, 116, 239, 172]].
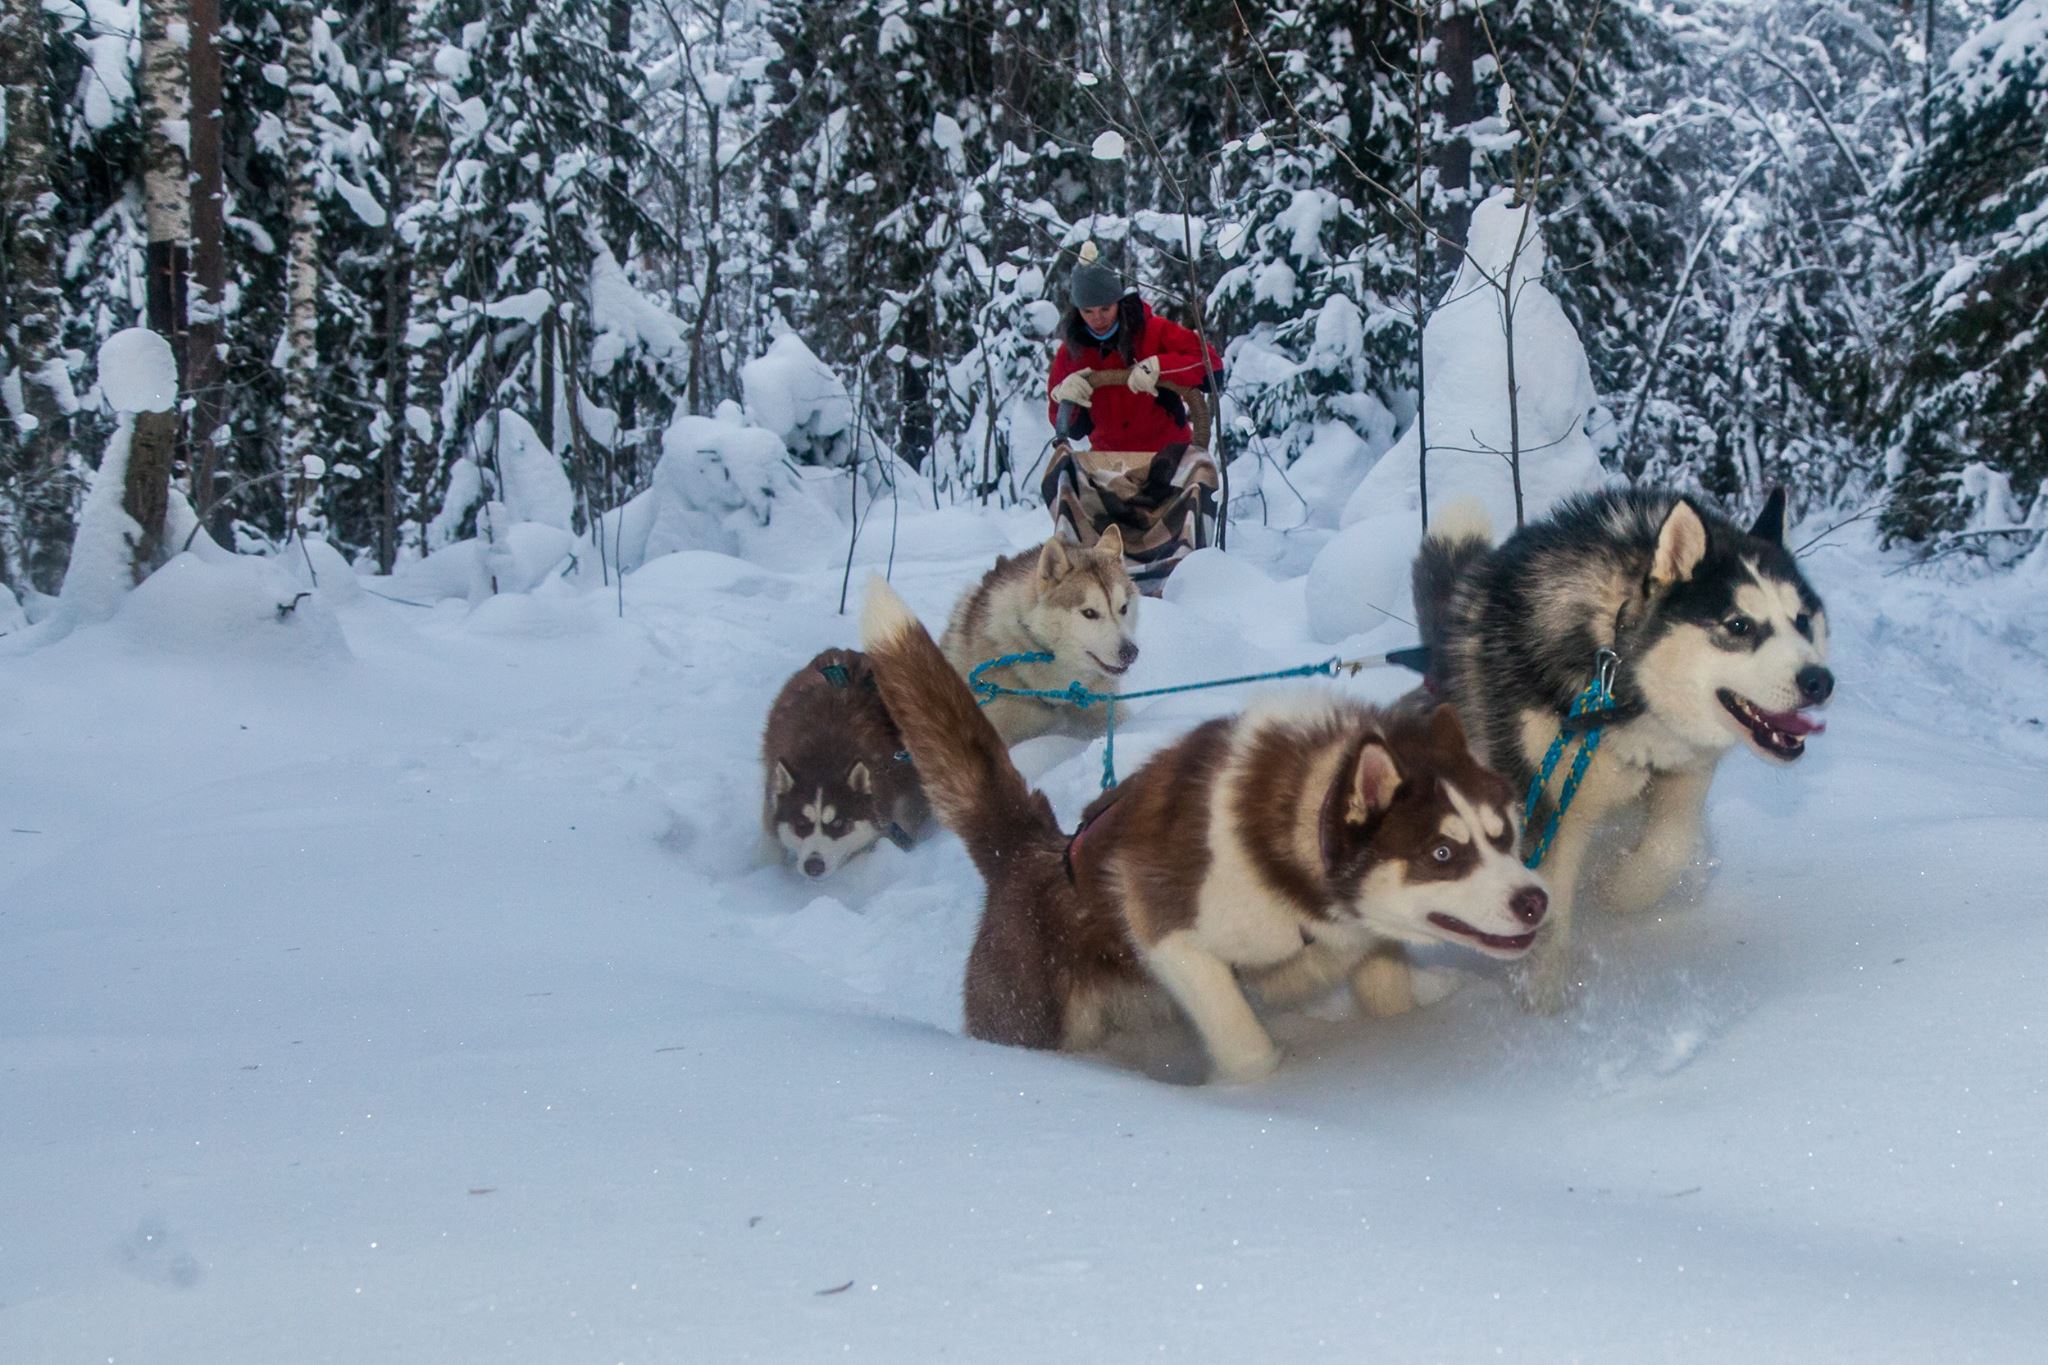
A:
[[1047, 243, 1222, 452]]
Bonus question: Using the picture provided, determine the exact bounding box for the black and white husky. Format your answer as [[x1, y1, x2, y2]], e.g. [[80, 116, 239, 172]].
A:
[[1412, 487, 1834, 1009]]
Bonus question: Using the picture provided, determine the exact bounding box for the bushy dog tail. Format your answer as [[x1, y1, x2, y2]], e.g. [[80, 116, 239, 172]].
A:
[[1413, 498, 1493, 665], [860, 577, 1060, 876]]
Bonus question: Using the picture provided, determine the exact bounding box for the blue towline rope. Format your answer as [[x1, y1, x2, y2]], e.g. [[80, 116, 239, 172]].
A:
[[967, 647, 1429, 791], [1522, 648, 1620, 870]]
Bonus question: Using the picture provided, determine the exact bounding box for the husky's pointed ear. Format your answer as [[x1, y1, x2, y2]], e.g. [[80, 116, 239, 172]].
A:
[[773, 760, 795, 796], [847, 761, 872, 795], [1748, 486, 1788, 547], [1347, 739, 1403, 824], [1037, 536, 1075, 583], [1427, 702, 1468, 754], [1094, 524, 1126, 560], [1651, 500, 1709, 588]]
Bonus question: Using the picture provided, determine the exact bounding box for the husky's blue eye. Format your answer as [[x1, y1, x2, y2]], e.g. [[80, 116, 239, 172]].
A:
[[1432, 844, 1453, 863]]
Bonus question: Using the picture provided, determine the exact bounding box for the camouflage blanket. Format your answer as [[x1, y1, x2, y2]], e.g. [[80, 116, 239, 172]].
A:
[[1041, 441, 1220, 594]]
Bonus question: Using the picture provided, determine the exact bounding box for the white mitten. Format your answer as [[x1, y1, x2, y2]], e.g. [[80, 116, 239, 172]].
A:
[[1127, 356, 1162, 395], [1051, 371, 1095, 406]]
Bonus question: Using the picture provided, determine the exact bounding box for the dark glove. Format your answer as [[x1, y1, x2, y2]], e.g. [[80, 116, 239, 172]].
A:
[[1151, 390, 1188, 427], [1056, 400, 1094, 440]]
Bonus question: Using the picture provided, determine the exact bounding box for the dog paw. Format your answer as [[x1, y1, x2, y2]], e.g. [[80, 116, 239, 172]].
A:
[[1600, 866, 1675, 915], [1210, 1044, 1283, 1085], [1350, 953, 1416, 1018], [1512, 957, 1575, 1015], [1599, 843, 1701, 915]]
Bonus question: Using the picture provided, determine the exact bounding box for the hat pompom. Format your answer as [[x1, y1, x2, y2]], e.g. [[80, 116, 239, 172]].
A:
[[1078, 240, 1099, 265]]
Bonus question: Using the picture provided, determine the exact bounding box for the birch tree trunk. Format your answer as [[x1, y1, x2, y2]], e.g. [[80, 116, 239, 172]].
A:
[[186, 0, 226, 531], [133, 0, 190, 570], [280, 0, 321, 502], [400, 0, 449, 548]]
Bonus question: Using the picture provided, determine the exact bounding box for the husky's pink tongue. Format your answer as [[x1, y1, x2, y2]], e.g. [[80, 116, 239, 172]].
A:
[[1761, 707, 1825, 736]]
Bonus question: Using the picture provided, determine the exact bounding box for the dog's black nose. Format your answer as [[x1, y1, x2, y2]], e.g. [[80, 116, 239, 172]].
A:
[[803, 856, 827, 878], [1118, 639, 1140, 668], [1796, 665, 1834, 704], [1510, 887, 1548, 925]]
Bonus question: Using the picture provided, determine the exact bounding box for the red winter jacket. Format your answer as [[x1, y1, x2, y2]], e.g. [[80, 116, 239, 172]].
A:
[[1047, 301, 1222, 453]]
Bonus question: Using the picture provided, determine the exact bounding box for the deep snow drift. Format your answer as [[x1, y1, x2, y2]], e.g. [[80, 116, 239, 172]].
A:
[[3, 478, 2046, 1362]]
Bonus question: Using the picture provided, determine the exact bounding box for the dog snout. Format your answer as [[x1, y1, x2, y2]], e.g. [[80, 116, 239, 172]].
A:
[[1117, 639, 1140, 668], [802, 855, 827, 879], [1796, 664, 1833, 705], [1510, 886, 1548, 926]]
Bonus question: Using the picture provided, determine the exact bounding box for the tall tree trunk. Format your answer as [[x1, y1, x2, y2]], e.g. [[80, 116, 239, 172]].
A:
[[0, 0, 69, 590], [402, 0, 449, 546], [280, 0, 321, 506], [373, 0, 414, 572], [134, 0, 190, 569], [187, 0, 226, 533], [604, 0, 633, 260], [1432, 2, 1479, 274], [602, 0, 636, 481]]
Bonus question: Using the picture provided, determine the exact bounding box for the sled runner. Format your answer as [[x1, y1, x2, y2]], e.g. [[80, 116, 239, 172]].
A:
[[1042, 368, 1219, 595]]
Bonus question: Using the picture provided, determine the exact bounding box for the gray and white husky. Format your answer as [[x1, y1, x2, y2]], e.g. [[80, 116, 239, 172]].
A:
[[1412, 486, 1834, 1009], [940, 528, 1141, 746]]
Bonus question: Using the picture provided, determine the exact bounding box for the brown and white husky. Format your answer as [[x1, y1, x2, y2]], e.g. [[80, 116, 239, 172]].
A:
[[760, 648, 929, 880], [862, 577, 1548, 1083], [940, 528, 1140, 745]]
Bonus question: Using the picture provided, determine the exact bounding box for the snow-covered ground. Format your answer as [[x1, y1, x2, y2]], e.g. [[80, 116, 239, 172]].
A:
[[4, 493, 2047, 1363]]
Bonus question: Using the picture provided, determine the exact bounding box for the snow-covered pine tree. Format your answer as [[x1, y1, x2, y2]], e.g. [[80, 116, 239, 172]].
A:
[[408, 0, 678, 540], [0, 0, 77, 594], [638, 0, 781, 419], [1887, 0, 2048, 549], [760, 0, 1092, 482], [14, 0, 148, 596], [758, 0, 953, 471], [1611, 0, 1923, 508], [1211, 1, 1419, 471], [1465, 0, 1686, 471], [254, 0, 425, 565], [920, 6, 1099, 503]]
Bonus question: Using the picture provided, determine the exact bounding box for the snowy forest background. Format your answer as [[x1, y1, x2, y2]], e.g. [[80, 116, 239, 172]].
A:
[[2, 0, 2046, 606]]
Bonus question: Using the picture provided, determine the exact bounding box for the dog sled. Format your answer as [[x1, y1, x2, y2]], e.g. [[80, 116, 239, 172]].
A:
[[1041, 369, 1220, 595]]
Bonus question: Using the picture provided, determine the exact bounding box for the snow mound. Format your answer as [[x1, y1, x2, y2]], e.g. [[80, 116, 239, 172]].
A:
[[97, 329, 177, 414], [607, 410, 843, 575], [740, 333, 853, 464], [113, 552, 353, 665], [492, 411, 575, 531], [588, 247, 688, 380], [1309, 192, 1605, 641], [57, 419, 143, 625], [390, 522, 579, 603], [0, 581, 25, 634]]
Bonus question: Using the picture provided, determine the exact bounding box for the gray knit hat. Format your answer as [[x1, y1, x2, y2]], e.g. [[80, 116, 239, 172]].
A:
[[1069, 241, 1121, 308]]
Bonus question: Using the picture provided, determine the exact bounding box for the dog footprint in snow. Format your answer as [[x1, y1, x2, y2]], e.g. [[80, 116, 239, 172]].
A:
[[1655, 1026, 1708, 1075], [117, 1217, 201, 1289]]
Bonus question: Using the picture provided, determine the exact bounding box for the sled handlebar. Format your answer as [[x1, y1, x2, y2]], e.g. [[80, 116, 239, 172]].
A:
[[1083, 368, 1211, 450]]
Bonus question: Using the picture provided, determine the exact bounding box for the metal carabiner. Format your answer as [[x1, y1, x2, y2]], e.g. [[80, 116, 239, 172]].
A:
[[1593, 647, 1620, 702]]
